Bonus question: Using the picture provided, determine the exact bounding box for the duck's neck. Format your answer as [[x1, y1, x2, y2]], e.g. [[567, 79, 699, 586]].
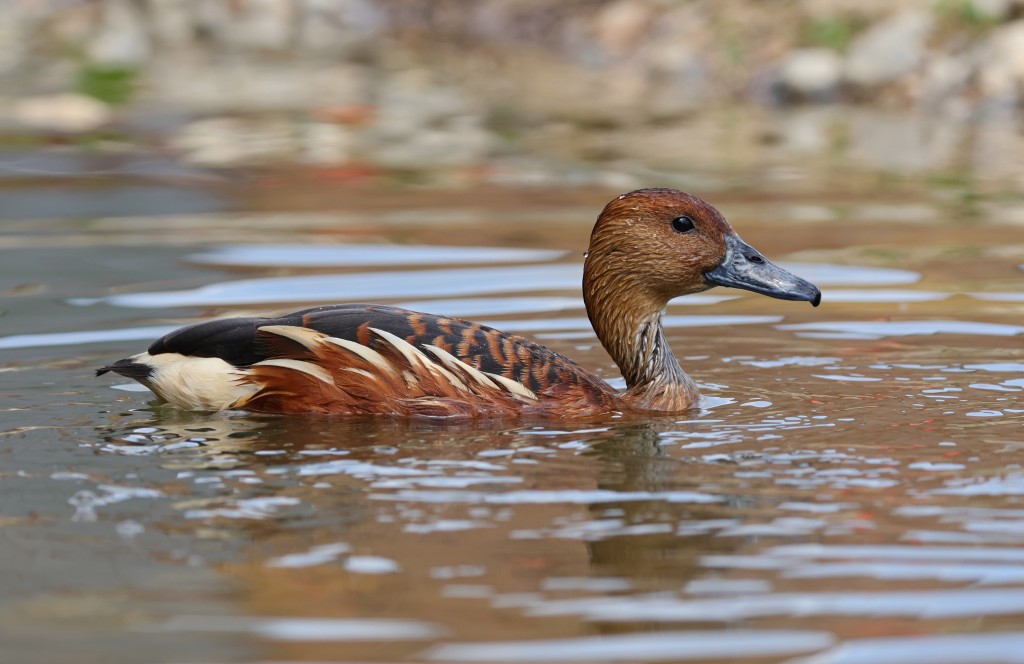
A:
[[583, 265, 699, 412]]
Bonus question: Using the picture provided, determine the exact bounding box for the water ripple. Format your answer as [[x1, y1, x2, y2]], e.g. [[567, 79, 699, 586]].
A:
[[425, 630, 835, 662]]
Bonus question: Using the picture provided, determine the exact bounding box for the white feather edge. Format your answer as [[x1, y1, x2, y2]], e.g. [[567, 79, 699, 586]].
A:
[[424, 344, 537, 400], [369, 327, 478, 392], [257, 324, 398, 379], [368, 327, 429, 368], [256, 324, 323, 348], [253, 358, 334, 385], [486, 372, 538, 400], [321, 334, 396, 375], [406, 338, 495, 391]]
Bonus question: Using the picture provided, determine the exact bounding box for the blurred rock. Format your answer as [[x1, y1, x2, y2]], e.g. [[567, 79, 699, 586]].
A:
[[486, 156, 640, 190], [47, 2, 102, 46], [88, 0, 150, 65], [778, 48, 843, 101], [641, 5, 711, 114], [369, 118, 494, 170], [298, 0, 386, 56], [364, 70, 494, 168], [845, 10, 934, 87], [593, 0, 655, 56], [148, 63, 370, 113], [171, 117, 296, 166], [301, 122, 356, 164], [977, 20, 1024, 100], [148, 0, 195, 47], [12, 94, 112, 132], [368, 72, 494, 168], [196, 0, 294, 51], [0, 4, 29, 75], [969, 0, 1014, 21], [372, 70, 479, 133], [918, 56, 972, 107]]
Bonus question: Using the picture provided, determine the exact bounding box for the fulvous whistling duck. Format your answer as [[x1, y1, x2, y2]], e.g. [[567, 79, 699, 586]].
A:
[[98, 188, 821, 417]]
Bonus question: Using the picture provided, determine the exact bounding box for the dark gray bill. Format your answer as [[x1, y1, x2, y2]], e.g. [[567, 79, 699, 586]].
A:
[[705, 234, 821, 306]]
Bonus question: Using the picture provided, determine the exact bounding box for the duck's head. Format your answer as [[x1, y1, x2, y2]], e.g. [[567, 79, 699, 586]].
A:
[[584, 188, 821, 309]]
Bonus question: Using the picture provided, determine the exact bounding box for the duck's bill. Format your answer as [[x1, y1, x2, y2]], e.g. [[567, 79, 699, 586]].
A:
[[705, 235, 821, 306]]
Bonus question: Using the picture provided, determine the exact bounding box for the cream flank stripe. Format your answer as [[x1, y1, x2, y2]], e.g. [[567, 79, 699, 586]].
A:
[[254, 358, 334, 385]]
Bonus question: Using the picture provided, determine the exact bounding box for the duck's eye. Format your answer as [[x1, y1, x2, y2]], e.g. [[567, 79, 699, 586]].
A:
[[671, 215, 695, 233]]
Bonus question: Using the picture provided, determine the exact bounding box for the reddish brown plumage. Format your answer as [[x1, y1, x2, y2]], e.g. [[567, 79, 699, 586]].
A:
[[98, 188, 821, 417], [235, 320, 619, 418]]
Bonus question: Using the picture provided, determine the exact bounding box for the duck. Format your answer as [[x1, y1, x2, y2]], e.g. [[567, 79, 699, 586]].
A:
[[97, 188, 820, 418]]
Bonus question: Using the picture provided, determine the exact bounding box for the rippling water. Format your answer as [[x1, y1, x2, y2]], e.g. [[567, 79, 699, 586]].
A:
[[3, 184, 1024, 663]]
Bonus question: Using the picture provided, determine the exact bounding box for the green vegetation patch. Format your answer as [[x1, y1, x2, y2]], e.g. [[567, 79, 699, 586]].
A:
[[76, 64, 139, 105], [803, 18, 862, 52]]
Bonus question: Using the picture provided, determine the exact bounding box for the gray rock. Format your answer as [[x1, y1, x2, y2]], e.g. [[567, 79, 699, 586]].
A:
[[196, 0, 295, 51], [778, 48, 843, 100], [171, 117, 296, 166], [88, 0, 150, 65], [918, 55, 972, 106], [969, 0, 1014, 21], [0, 4, 29, 75], [147, 63, 370, 113], [593, 0, 656, 56], [147, 0, 197, 47], [845, 10, 934, 87], [367, 116, 494, 170], [298, 0, 385, 56], [301, 122, 356, 165], [12, 94, 113, 133], [370, 72, 487, 166], [977, 20, 1024, 100]]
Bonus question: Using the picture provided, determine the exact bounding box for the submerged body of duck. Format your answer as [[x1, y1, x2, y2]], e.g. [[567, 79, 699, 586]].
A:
[[98, 188, 820, 417]]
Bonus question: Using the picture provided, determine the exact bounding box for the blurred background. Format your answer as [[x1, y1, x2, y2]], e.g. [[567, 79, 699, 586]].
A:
[[3, 0, 1024, 213]]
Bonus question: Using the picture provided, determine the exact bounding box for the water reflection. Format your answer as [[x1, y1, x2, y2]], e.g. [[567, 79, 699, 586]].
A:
[[789, 632, 1024, 664], [88, 262, 919, 309], [188, 243, 566, 267], [781, 320, 1024, 339], [158, 614, 442, 641], [425, 629, 835, 662]]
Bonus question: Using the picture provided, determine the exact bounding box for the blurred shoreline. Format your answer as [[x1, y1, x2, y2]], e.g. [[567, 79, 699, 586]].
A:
[[2, 0, 1024, 195]]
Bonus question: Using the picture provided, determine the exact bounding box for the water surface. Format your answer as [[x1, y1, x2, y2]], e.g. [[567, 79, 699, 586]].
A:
[[3, 180, 1024, 664]]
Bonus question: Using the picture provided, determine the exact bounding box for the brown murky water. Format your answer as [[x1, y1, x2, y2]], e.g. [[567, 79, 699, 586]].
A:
[[2, 172, 1024, 664]]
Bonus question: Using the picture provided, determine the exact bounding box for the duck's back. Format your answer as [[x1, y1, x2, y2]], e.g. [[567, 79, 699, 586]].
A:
[[101, 304, 617, 417]]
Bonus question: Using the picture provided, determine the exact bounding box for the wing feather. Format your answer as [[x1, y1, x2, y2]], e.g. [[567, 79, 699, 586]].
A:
[[122, 304, 617, 415]]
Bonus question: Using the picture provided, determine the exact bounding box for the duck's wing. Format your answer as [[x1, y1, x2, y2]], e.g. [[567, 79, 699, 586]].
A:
[[100, 304, 616, 415]]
